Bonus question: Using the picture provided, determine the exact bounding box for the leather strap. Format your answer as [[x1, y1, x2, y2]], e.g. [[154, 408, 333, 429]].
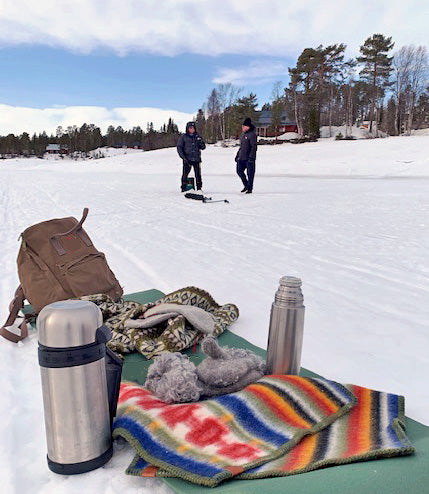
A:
[[56, 208, 89, 238], [50, 208, 91, 255], [0, 285, 29, 343]]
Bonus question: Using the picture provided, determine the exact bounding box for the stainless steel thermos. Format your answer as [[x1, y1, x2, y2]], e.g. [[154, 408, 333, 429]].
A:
[[37, 300, 123, 475], [266, 276, 305, 375]]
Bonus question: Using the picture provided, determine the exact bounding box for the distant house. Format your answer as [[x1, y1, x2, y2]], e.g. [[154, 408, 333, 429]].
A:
[[254, 110, 298, 137], [46, 143, 69, 154]]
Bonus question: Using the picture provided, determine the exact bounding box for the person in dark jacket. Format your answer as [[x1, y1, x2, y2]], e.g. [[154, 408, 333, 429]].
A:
[[177, 122, 206, 192], [235, 117, 257, 194]]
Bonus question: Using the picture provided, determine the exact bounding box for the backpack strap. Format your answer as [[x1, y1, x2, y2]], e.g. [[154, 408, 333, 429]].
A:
[[50, 207, 91, 255], [0, 285, 29, 343]]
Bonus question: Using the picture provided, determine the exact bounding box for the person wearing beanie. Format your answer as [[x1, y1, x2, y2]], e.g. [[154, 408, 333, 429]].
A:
[[177, 121, 206, 193], [235, 117, 257, 194]]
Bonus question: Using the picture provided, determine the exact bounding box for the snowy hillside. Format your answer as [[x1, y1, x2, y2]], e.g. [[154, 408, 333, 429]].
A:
[[0, 135, 428, 494]]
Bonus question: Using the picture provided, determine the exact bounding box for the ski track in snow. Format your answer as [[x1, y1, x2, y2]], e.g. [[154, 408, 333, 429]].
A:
[[0, 137, 428, 494], [183, 218, 298, 249], [102, 237, 171, 293]]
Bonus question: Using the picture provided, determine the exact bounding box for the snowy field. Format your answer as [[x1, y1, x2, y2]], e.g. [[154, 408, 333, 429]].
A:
[[1, 136, 428, 493]]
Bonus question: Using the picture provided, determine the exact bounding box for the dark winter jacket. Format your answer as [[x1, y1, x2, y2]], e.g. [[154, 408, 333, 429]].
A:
[[177, 122, 206, 163], [235, 124, 257, 162]]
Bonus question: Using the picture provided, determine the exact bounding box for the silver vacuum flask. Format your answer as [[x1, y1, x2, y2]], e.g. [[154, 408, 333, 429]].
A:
[[37, 300, 120, 475], [266, 276, 305, 375]]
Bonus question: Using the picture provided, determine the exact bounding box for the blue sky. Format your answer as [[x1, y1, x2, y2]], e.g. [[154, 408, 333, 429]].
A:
[[0, 0, 427, 134], [0, 46, 288, 111]]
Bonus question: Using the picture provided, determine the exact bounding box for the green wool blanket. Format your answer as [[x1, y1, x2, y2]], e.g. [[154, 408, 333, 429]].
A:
[[113, 377, 414, 487]]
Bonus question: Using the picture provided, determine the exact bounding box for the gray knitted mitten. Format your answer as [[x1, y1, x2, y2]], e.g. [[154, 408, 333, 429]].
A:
[[144, 352, 203, 403], [144, 336, 266, 403], [197, 337, 266, 397]]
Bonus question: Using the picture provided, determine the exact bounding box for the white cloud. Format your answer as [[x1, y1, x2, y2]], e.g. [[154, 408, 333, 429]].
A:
[[0, 1, 427, 57], [0, 104, 195, 135], [213, 60, 289, 85]]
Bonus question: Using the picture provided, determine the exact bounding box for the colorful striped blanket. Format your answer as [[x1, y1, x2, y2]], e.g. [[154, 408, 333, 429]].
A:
[[113, 375, 414, 487]]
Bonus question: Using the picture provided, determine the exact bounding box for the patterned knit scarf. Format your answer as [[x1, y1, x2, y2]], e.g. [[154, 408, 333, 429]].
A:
[[112, 376, 414, 487], [80, 286, 239, 358]]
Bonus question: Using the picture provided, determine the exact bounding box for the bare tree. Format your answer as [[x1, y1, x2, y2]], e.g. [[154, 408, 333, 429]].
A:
[[271, 81, 284, 140], [393, 46, 428, 135], [217, 83, 241, 140], [393, 46, 414, 134], [405, 46, 428, 135], [342, 60, 357, 137]]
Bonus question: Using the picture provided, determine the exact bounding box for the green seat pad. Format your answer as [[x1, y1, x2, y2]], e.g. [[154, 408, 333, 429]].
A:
[[121, 290, 429, 494]]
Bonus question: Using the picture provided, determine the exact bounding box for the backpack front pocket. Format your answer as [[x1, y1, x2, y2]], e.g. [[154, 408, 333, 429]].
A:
[[61, 252, 118, 297], [19, 248, 70, 312]]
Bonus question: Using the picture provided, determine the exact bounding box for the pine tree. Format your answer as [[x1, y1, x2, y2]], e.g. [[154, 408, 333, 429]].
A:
[[385, 97, 397, 135], [414, 89, 429, 129], [321, 44, 346, 136], [39, 131, 49, 155], [357, 34, 394, 134], [166, 117, 178, 134], [20, 132, 30, 155], [206, 88, 221, 142], [229, 93, 258, 136], [195, 109, 206, 137], [289, 47, 324, 138], [106, 125, 115, 147], [288, 44, 348, 139], [31, 133, 38, 156]]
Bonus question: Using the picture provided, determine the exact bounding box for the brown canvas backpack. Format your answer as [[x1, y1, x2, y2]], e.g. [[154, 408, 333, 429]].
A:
[[1, 208, 123, 343]]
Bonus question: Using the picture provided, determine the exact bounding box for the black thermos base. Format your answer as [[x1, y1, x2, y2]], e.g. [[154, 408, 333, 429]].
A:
[[47, 445, 113, 475]]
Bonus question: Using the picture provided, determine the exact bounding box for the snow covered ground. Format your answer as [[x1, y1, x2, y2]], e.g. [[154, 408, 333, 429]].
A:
[[1, 135, 428, 493]]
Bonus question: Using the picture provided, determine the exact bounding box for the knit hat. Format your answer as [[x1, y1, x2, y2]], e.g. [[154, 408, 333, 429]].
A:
[[242, 117, 252, 127], [186, 121, 196, 132]]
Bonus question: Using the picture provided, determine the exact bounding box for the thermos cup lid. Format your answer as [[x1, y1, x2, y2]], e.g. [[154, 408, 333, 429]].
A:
[[279, 276, 302, 287], [275, 276, 304, 306], [37, 300, 103, 348]]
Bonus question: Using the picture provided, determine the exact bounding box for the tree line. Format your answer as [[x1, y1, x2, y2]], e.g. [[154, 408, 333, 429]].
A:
[[197, 34, 429, 142], [0, 118, 180, 157], [1, 33, 428, 157]]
